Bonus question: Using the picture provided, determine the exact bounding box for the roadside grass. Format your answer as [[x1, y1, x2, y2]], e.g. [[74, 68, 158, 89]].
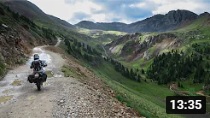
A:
[[61, 65, 79, 78], [61, 65, 87, 79], [87, 61, 182, 118], [0, 95, 13, 104], [45, 71, 53, 78], [11, 79, 22, 86]]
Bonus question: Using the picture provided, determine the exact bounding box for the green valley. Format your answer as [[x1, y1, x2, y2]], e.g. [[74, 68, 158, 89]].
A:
[[62, 12, 210, 117]]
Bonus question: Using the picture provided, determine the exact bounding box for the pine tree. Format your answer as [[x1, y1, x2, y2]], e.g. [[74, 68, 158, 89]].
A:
[[141, 69, 145, 74]]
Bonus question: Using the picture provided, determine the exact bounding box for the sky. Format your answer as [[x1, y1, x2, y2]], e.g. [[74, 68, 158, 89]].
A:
[[28, 0, 210, 24]]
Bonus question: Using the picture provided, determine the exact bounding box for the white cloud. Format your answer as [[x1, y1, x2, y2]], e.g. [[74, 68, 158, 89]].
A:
[[89, 14, 106, 22], [151, 0, 209, 15], [128, 0, 210, 15], [28, 0, 210, 24], [28, 0, 103, 24], [129, 2, 147, 9], [28, 0, 70, 20]]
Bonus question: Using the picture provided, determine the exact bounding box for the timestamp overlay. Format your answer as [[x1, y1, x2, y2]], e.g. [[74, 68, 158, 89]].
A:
[[166, 96, 206, 114]]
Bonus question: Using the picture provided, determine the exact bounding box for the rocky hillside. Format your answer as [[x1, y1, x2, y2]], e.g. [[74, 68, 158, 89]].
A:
[[76, 10, 198, 33], [0, 2, 56, 77], [106, 33, 181, 61]]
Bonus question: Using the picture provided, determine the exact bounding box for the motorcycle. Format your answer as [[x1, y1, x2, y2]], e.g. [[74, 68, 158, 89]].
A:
[[28, 60, 47, 91]]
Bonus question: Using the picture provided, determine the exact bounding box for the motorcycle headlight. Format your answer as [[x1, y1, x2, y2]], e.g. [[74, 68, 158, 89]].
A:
[[35, 73, 39, 78]]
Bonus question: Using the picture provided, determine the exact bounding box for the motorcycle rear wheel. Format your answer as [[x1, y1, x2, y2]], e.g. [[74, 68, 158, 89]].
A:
[[36, 83, 41, 91]]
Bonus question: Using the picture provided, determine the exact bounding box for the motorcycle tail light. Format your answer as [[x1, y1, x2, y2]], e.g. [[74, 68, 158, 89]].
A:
[[35, 73, 39, 78]]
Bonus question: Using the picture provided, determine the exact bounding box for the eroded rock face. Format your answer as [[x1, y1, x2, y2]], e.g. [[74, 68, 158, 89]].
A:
[[0, 27, 29, 67], [135, 33, 181, 60], [0, 23, 53, 70], [106, 33, 181, 61]]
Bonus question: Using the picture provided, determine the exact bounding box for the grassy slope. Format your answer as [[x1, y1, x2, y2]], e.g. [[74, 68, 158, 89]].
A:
[[86, 61, 182, 118]]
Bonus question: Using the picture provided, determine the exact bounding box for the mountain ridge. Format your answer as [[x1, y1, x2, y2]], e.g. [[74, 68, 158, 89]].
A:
[[76, 10, 201, 33], [76, 21, 127, 31]]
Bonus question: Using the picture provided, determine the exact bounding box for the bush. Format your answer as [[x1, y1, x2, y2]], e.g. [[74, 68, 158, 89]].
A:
[[0, 7, 5, 15]]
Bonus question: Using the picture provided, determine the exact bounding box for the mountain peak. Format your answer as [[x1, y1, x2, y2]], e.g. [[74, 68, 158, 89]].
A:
[[78, 20, 95, 23], [165, 9, 198, 22], [199, 12, 210, 17]]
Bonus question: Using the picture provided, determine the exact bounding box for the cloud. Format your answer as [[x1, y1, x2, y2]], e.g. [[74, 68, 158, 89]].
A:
[[82, 0, 153, 23], [150, 0, 210, 15], [64, 0, 77, 4], [28, 0, 103, 24], [68, 12, 90, 24], [28, 0, 210, 24]]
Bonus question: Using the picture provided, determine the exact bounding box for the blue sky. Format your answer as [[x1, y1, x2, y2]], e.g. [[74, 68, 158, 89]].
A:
[[28, 0, 210, 24]]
